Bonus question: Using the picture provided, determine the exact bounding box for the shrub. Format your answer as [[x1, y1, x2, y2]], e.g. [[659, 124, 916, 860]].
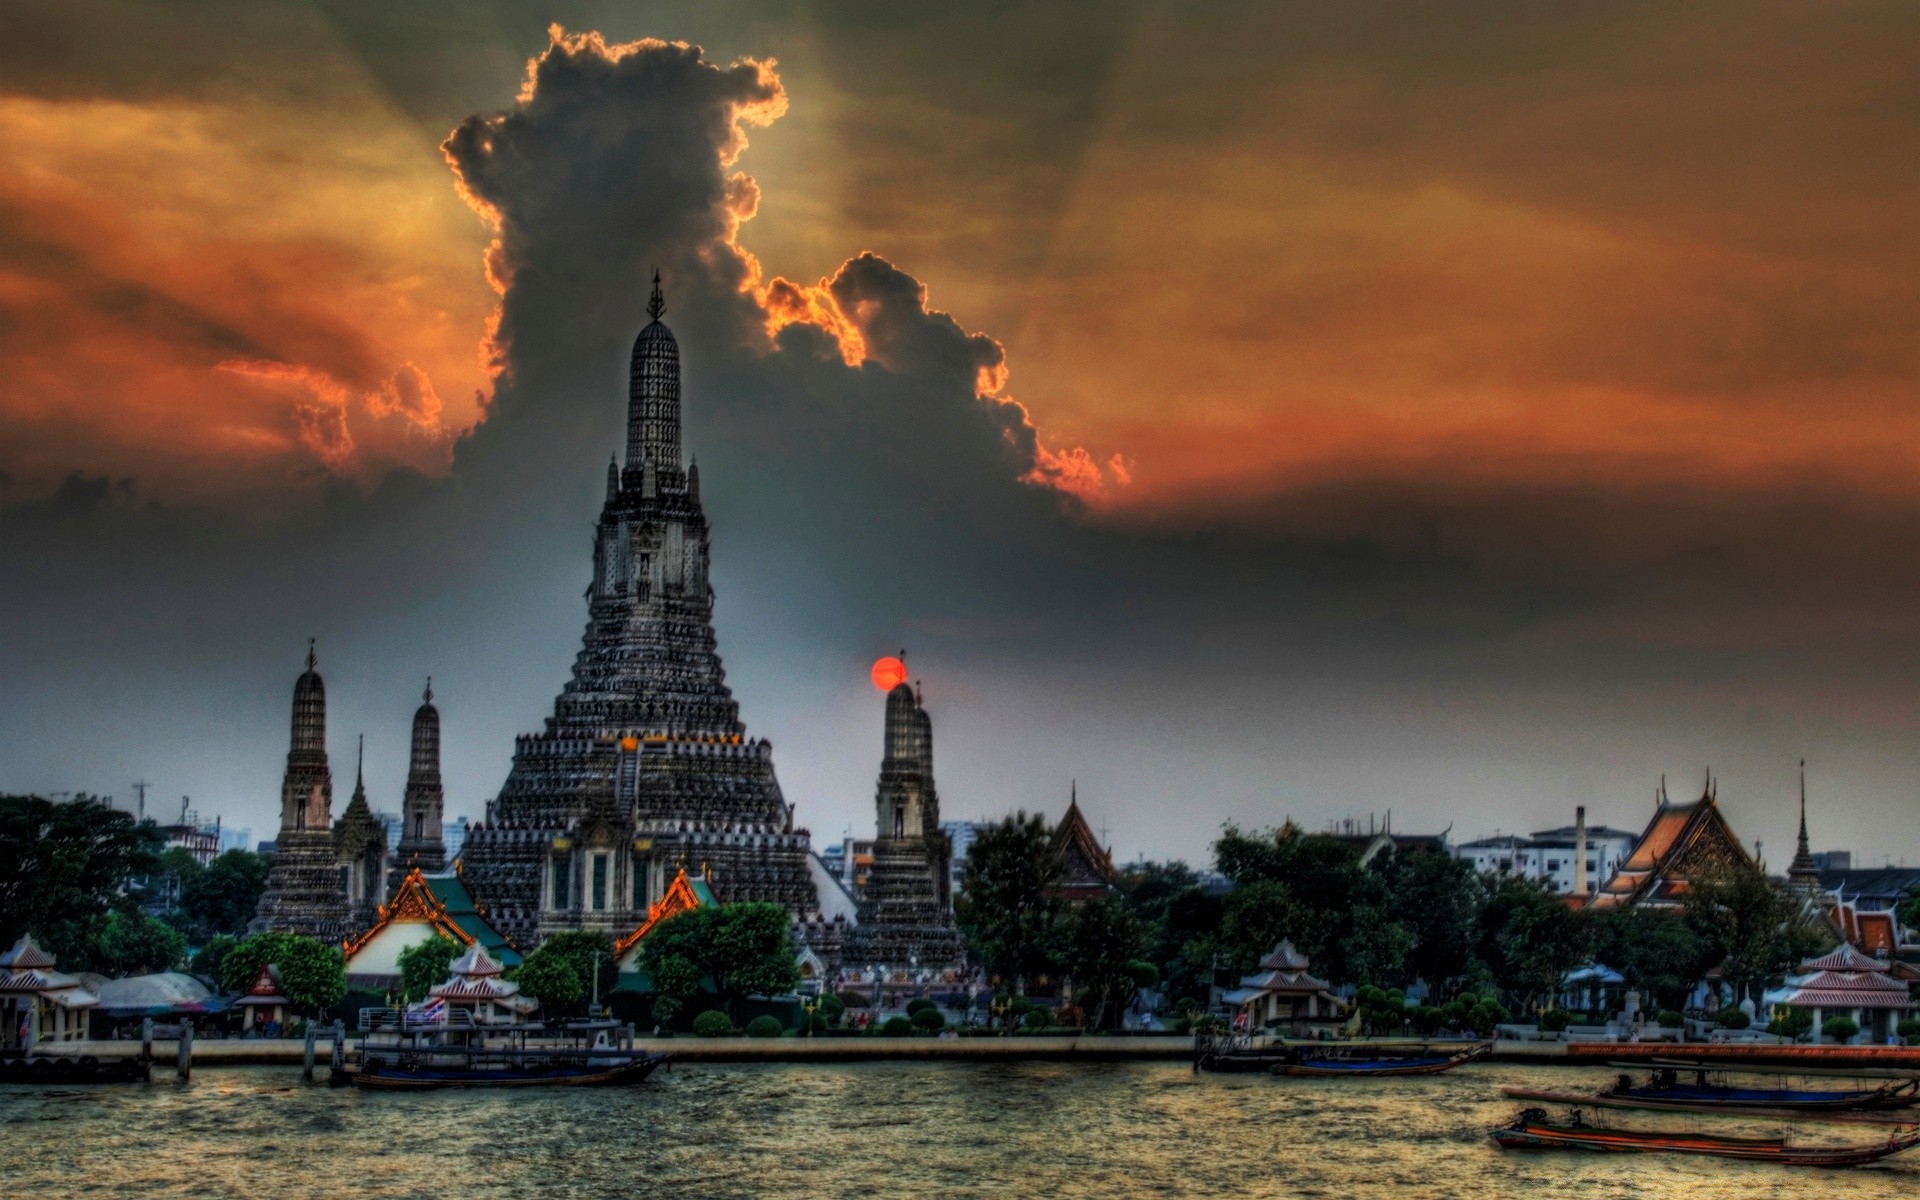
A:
[[1022, 1007, 1050, 1030], [1409, 1005, 1444, 1036], [1715, 1009, 1751, 1030], [905, 997, 937, 1017], [816, 993, 846, 1026], [1768, 1010, 1813, 1040], [1822, 1015, 1859, 1044], [836, 989, 870, 1010], [882, 1015, 913, 1037], [1897, 1017, 1920, 1045], [692, 1010, 735, 1038], [1655, 1010, 1684, 1029], [910, 1007, 946, 1033], [1536, 1008, 1571, 1033], [745, 1015, 783, 1039]]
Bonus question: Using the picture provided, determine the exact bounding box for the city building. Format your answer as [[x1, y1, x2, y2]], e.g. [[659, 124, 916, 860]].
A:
[[443, 817, 469, 865], [844, 679, 963, 971], [941, 820, 989, 898], [820, 836, 873, 897], [457, 281, 834, 955], [1455, 809, 1637, 898]]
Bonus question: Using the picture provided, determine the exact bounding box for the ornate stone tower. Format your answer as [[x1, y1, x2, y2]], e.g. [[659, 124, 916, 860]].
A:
[[846, 681, 963, 970], [387, 681, 447, 895], [460, 278, 827, 950], [252, 642, 354, 940], [333, 736, 390, 931]]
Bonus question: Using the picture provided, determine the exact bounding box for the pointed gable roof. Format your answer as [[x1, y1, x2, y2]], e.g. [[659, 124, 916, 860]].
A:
[[344, 867, 483, 959], [1591, 777, 1754, 909], [615, 865, 715, 957], [1801, 942, 1892, 973], [0, 934, 56, 971], [1049, 789, 1116, 901], [1258, 939, 1311, 971]]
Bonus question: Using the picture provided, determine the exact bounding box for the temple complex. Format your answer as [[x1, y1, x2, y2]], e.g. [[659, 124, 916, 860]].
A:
[[845, 681, 963, 970], [1766, 942, 1916, 1044], [1050, 786, 1117, 902], [458, 279, 834, 954], [334, 737, 390, 932], [251, 644, 356, 941], [386, 682, 447, 895]]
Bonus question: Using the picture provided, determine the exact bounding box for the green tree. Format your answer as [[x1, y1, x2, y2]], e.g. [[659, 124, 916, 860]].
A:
[[536, 931, 620, 1005], [220, 932, 296, 993], [191, 933, 240, 981], [955, 812, 1063, 991], [1475, 874, 1585, 1010], [1211, 825, 1402, 986], [94, 910, 187, 976], [1588, 907, 1713, 1012], [515, 950, 585, 1012], [1685, 862, 1829, 1008], [272, 935, 346, 1014], [0, 794, 162, 946], [145, 846, 204, 914], [1061, 895, 1148, 1030], [639, 902, 800, 1019], [1383, 849, 1484, 986], [179, 850, 272, 940], [397, 935, 462, 1002]]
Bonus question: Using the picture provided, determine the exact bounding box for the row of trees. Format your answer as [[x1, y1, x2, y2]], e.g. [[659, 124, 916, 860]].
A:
[[0, 794, 272, 976], [961, 814, 1839, 1023]]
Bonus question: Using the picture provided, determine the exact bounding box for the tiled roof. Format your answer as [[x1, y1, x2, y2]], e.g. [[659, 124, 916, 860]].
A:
[[1802, 943, 1891, 973], [0, 935, 57, 970], [1258, 940, 1311, 971]]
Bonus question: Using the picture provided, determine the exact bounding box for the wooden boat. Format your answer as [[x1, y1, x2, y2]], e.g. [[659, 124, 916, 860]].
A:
[[1278, 1040, 1490, 1078], [1605, 1064, 1920, 1112], [1492, 1108, 1920, 1167], [1501, 1085, 1917, 1127]]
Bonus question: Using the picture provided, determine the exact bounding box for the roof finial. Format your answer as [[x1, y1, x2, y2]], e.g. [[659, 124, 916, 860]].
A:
[[424, 676, 433, 705], [647, 268, 665, 322], [306, 637, 316, 671], [356, 733, 364, 785]]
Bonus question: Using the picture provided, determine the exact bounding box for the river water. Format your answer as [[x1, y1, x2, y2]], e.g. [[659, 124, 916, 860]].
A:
[[2, 1061, 1915, 1198]]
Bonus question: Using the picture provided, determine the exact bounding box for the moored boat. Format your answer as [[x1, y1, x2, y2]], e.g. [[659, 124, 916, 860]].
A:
[[336, 1006, 670, 1090], [1605, 1063, 1919, 1112], [1491, 1107, 1920, 1167], [1278, 1040, 1491, 1078]]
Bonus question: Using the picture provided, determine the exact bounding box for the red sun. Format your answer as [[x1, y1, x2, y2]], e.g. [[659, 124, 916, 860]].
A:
[[870, 656, 908, 691]]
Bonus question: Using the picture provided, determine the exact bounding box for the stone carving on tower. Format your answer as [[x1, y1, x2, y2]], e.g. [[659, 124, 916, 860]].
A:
[[252, 643, 356, 940], [846, 679, 964, 970], [387, 681, 448, 896], [333, 736, 391, 932], [458, 277, 831, 951]]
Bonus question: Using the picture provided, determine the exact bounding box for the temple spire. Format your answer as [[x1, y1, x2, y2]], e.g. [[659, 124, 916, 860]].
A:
[[647, 268, 666, 322], [626, 272, 681, 472], [306, 637, 316, 671], [1788, 758, 1821, 891]]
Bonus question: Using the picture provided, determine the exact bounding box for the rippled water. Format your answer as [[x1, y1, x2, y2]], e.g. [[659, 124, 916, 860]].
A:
[[2, 1061, 1916, 1198]]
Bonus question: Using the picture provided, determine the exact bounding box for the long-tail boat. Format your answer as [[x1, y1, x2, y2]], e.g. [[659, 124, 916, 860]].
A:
[[1604, 1063, 1920, 1112], [1277, 1040, 1490, 1077], [1491, 1107, 1920, 1167]]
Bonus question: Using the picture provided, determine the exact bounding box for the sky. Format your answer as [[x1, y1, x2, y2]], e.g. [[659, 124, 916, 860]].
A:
[[1, 1, 1917, 869]]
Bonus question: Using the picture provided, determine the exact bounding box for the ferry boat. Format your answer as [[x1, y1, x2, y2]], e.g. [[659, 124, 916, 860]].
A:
[[336, 1008, 669, 1090], [1278, 1040, 1490, 1077], [1492, 1107, 1920, 1167], [1602, 1061, 1920, 1112]]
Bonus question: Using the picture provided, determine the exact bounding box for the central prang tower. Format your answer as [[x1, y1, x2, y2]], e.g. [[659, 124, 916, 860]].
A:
[[459, 277, 827, 950]]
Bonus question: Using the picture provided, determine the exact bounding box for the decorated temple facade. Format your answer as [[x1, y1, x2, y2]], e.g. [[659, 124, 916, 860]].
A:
[[845, 681, 963, 971], [1589, 775, 1754, 909], [1050, 786, 1117, 902], [343, 868, 521, 991], [431, 944, 535, 1024], [1765, 942, 1917, 1044], [1217, 940, 1346, 1033], [458, 281, 833, 954]]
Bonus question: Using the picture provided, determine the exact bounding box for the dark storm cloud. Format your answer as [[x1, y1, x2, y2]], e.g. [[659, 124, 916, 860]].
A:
[[3, 10, 1918, 871]]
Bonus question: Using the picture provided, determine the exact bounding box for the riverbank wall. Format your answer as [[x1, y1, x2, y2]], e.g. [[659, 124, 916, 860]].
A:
[[25, 1037, 1920, 1069]]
